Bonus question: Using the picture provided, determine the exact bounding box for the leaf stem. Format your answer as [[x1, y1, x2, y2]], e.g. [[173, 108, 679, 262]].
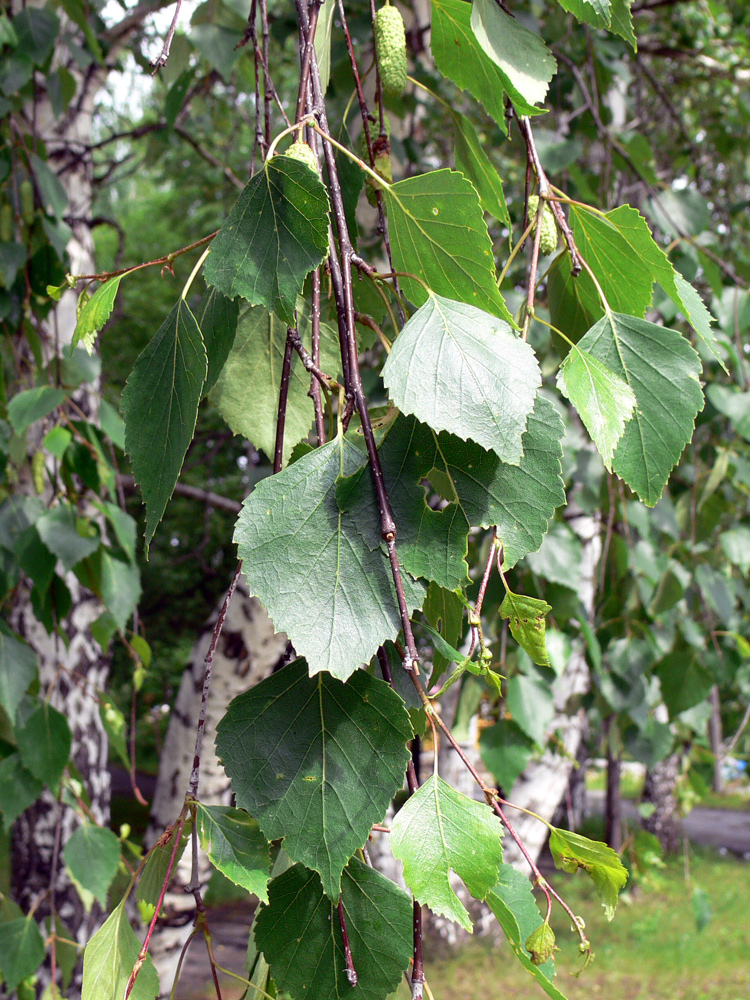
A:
[[181, 246, 210, 301]]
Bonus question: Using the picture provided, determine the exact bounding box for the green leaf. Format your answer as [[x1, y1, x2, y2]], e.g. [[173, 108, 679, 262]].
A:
[[548, 827, 628, 920], [568, 205, 724, 367], [500, 590, 552, 667], [204, 156, 330, 325], [655, 649, 714, 719], [555, 0, 611, 29], [29, 153, 68, 219], [72, 275, 125, 354], [11, 7, 60, 65], [211, 304, 340, 466], [99, 398, 125, 450], [450, 111, 509, 224], [216, 659, 412, 898], [196, 284, 240, 395], [36, 502, 100, 571], [505, 673, 555, 746], [0, 916, 45, 993], [525, 922, 557, 965], [383, 172, 513, 323], [233, 437, 424, 678], [137, 823, 191, 909], [255, 858, 412, 1000], [7, 386, 64, 434], [0, 630, 36, 723], [100, 549, 141, 631], [81, 901, 160, 1000], [720, 525, 750, 575], [0, 241, 27, 286], [609, 0, 636, 47], [490, 864, 555, 980], [340, 398, 565, 587], [557, 347, 636, 469], [100, 697, 129, 768], [423, 583, 465, 678], [470, 0, 557, 111], [196, 805, 270, 901], [314, 0, 336, 95], [47, 915, 78, 990], [486, 882, 568, 998], [63, 824, 121, 908], [577, 313, 703, 505], [480, 720, 535, 791], [340, 396, 564, 588], [121, 299, 207, 551], [0, 754, 43, 832], [692, 885, 712, 932], [16, 702, 71, 788], [390, 774, 504, 931], [430, 0, 511, 129], [381, 295, 539, 460]]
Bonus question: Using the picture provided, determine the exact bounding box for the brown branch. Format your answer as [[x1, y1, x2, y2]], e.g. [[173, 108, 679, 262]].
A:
[[117, 475, 241, 514]]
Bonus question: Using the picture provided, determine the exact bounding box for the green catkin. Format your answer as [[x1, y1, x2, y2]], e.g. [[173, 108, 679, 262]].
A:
[[527, 194, 558, 255], [374, 5, 407, 98], [20, 179, 34, 225], [31, 450, 45, 494], [284, 141, 319, 173], [0, 203, 12, 242]]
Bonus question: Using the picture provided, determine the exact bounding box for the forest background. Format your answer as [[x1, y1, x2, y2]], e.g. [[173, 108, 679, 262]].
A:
[[0, 0, 750, 999]]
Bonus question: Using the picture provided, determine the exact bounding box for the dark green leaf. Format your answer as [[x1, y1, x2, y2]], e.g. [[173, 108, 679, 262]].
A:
[[423, 583, 465, 678], [480, 719, 535, 790], [0, 917, 45, 993], [0, 754, 43, 832], [196, 805, 270, 900], [490, 864, 555, 979], [0, 630, 36, 723], [211, 304, 339, 466], [548, 827, 628, 919], [255, 858, 412, 1000], [655, 649, 714, 719], [557, 346, 636, 469], [470, 0, 557, 111], [500, 591, 552, 667], [11, 7, 60, 65], [381, 295, 539, 460], [99, 549, 141, 631], [16, 702, 71, 788], [63, 824, 121, 908], [196, 285, 240, 395], [486, 886, 570, 999], [99, 398, 125, 450], [384, 173, 513, 323], [217, 659, 412, 898], [430, 0, 518, 128], [390, 774, 504, 931], [234, 437, 424, 678], [609, 0, 636, 47], [81, 902, 160, 1000], [340, 399, 565, 588], [36, 502, 100, 571], [29, 153, 68, 218], [121, 300, 207, 551], [692, 886, 712, 932], [72, 275, 125, 353], [204, 156, 330, 325], [505, 673, 554, 745], [577, 313, 703, 505], [137, 824, 191, 909], [0, 241, 27, 286], [7, 386, 64, 434], [450, 111, 509, 224], [555, 0, 611, 29]]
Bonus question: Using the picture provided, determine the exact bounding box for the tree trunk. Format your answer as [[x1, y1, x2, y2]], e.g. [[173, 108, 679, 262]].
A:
[[605, 726, 623, 852], [145, 578, 289, 996], [642, 751, 683, 853], [708, 685, 724, 793]]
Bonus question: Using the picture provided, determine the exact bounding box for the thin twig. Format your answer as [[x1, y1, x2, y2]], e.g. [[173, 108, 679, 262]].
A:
[[274, 329, 296, 473], [151, 0, 183, 71], [338, 898, 358, 986]]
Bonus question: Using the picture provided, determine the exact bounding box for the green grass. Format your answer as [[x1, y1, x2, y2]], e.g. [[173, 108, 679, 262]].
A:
[[416, 847, 750, 1000], [585, 769, 750, 811]]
